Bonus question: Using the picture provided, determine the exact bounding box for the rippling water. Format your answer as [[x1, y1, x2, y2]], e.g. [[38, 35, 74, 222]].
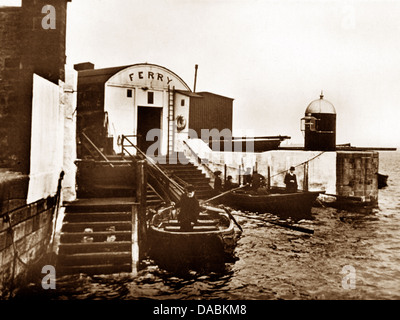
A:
[[14, 151, 400, 300]]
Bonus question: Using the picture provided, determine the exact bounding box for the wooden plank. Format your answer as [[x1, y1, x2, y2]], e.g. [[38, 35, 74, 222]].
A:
[[164, 225, 218, 232]]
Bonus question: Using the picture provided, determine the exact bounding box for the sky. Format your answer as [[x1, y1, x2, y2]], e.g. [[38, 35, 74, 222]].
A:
[[63, 0, 400, 148]]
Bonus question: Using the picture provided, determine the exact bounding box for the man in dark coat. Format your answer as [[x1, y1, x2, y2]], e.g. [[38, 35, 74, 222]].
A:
[[284, 166, 298, 193], [243, 167, 252, 186], [213, 170, 223, 193], [224, 175, 234, 190], [176, 185, 200, 231], [251, 170, 265, 191]]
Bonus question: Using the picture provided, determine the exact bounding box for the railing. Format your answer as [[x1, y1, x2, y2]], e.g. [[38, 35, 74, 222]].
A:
[[121, 135, 185, 203], [183, 139, 327, 191], [183, 140, 248, 185], [81, 131, 114, 167], [182, 140, 215, 177]]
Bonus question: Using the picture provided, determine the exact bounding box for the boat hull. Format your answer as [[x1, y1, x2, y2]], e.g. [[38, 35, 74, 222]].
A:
[[148, 211, 236, 270], [225, 188, 322, 220], [378, 173, 388, 189]]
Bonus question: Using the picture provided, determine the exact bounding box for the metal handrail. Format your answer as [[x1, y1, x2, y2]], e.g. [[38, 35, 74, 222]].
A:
[[121, 135, 185, 199], [81, 131, 114, 167], [182, 140, 215, 176]]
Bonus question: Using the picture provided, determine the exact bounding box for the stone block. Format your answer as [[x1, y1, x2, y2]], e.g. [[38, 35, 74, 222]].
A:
[[36, 198, 48, 214], [32, 214, 40, 232], [13, 221, 25, 242], [1, 245, 13, 267], [26, 229, 40, 248], [24, 218, 33, 235], [1, 262, 13, 287], [5, 231, 12, 248], [15, 237, 27, 255], [0, 218, 5, 233], [9, 205, 29, 227], [14, 256, 26, 278], [0, 231, 6, 251], [30, 202, 38, 217]]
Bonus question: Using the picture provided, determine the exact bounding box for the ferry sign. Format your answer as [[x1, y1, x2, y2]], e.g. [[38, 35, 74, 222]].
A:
[[128, 71, 173, 85]]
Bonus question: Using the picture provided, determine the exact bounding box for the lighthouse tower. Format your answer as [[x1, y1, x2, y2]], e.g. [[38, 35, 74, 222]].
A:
[[301, 92, 336, 151]]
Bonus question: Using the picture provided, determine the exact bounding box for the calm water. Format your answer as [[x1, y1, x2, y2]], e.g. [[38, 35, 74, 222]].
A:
[[14, 151, 400, 300]]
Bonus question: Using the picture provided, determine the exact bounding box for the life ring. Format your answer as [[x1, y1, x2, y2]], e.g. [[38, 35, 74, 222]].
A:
[[176, 115, 186, 131]]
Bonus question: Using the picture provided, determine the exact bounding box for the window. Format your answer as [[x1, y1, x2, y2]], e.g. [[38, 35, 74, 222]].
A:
[[181, 99, 185, 106], [148, 92, 154, 104], [301, 116, 317, 132], [127, 89, 132, 98]]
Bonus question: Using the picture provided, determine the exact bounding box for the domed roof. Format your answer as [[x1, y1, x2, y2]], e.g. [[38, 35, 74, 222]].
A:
[[305, 92, 336, 114]]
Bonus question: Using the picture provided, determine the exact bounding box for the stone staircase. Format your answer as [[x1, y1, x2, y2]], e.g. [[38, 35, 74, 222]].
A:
[[57, 150, 212, 275], [57, 158, 161, 276], [154, 152, 214, 200], [57, 197, 135, 275]]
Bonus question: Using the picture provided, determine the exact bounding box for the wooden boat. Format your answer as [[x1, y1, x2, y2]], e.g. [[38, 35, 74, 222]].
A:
[[378, 173, 388, 189], [208, 136, 289, 152], [222, 186, 324, 220], [147, 206, 237, 270]]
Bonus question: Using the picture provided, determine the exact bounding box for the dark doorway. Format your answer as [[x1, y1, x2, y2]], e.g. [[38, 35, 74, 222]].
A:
[[137, 106, 162, 155]]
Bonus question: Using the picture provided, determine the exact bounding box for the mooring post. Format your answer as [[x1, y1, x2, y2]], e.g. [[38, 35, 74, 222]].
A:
[[136, 160, 147, 262], [303, 162, 309, 192], [131, 204, 139, 274], [224, 164, 227, 185]]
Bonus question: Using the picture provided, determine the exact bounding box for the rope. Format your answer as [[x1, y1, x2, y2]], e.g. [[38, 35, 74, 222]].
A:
[[5, 211, 29, 268], [269, 151, 326, 179]]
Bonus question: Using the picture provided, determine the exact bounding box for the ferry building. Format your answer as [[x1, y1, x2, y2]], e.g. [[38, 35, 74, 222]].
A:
[[74, 62, 234, 157]]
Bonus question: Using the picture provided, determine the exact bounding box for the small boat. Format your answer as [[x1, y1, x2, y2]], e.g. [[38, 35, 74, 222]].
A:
[[147, 206, 237, 270], [378, 173, 388, 189], [222, 186, 324, 220]]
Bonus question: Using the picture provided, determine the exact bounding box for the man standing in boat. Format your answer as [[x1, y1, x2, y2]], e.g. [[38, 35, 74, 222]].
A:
[[284, 166, 298, 193], [175, 185, 200, 231], [243, 167, 252, 186]]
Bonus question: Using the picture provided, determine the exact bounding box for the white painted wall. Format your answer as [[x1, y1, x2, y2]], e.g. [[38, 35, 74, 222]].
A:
[[173, 92, 190, 153], [62, 68, 78, 201], [105, 85, 135, 153], [184, 138, 337, 194], [28, 74, 64, 203]]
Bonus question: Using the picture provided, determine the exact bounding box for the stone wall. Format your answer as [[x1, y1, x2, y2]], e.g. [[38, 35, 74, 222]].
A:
[[0, 174, 58, 297], [0, 7, 23, 171], [336, 151, 379, 202], [0, 1, 70, 173], [0, 0, 73, 296]]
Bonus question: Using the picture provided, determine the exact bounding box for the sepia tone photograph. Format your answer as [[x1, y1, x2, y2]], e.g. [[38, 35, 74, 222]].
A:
[[1, 0, 399, 312]]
